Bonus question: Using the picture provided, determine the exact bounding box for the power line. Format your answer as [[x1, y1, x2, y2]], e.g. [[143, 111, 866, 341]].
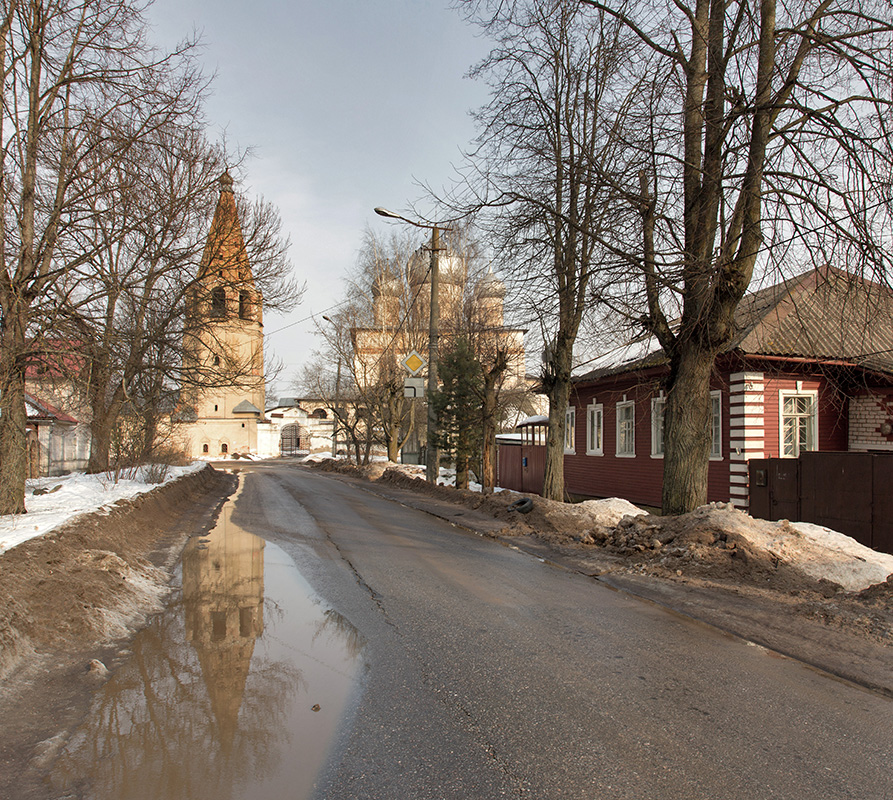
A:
[[262, 300, 352, 338]]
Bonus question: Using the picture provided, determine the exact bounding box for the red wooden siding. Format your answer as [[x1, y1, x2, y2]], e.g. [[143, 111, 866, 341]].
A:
[[566, 363, 850, 511], [761, 374, 847, 456], [564, 371, 731, 509]]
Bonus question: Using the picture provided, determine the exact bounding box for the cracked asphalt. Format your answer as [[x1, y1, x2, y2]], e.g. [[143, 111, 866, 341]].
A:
[[231, 463, 893, 800]]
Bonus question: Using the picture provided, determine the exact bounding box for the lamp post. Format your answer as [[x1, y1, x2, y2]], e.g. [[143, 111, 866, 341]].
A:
[[322, 315, 342, 459], [374, 207, 450, 484]]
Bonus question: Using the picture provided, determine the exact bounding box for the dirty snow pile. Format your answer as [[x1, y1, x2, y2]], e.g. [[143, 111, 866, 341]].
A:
[[698, 505, 893, 592], [597, 500, 892, 593], [0, 463, 206, 555], [385, 463, 507, 493], [548, 497, 648, 529], [73, 549, 171, 640]]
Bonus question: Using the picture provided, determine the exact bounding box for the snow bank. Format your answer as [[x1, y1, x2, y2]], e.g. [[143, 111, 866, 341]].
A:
[[0, 463, 206, 555], [671, 504, 893, 592], [574, 498, 648, 527], [786, 521, 893, 592]]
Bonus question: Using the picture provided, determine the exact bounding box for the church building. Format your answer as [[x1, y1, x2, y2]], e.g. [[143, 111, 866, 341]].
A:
[[176, 172, 267, 459]]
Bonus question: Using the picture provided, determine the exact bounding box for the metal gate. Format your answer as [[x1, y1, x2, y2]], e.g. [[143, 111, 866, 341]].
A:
[[749, 459, 800, 523], [749, 452, 893, 554]]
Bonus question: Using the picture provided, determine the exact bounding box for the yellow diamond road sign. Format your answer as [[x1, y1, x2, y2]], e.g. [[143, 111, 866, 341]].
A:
[[402, 350, 426, 375]]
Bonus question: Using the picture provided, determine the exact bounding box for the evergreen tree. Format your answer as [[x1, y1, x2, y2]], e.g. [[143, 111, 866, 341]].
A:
[[431, 339, 484, 489]]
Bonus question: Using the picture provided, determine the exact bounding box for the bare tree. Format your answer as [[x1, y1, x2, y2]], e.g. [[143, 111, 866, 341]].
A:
[[300, 229, 426, 463], [573, 0, 893, 513], [453, 0, 629, 501], [458, 0, 893, 512], [0, 0, 207, 513]]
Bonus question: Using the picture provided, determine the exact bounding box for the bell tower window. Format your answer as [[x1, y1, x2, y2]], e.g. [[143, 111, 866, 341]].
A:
[[239, 290, 251, 320], [211, 287, 227, 316]]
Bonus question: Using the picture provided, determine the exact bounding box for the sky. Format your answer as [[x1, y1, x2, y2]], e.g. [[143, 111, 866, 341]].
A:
[[147, 0, 493, 398]]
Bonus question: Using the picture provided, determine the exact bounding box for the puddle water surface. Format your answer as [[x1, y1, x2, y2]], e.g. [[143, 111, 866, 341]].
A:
[[49, 484, 365, 799]]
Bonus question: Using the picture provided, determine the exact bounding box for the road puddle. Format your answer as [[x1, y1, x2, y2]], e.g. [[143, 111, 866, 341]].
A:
[[47, 484, 365, 799]]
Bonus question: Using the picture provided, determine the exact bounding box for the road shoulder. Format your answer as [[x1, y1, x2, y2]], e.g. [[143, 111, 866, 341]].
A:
[[323, 467, 893, 698]]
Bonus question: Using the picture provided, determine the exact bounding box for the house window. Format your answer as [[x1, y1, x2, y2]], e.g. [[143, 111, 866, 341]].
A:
[[220, 443, 228, 454], [651, 395, 666, 457], [586, 403, 603, 455], [781, 391, 817, 457], [710, 391, 722, 460], [202, 443, 209, 454], [651, 392, 722, 459], [564, 406, 576, 454], [616, 400, 635, 457]]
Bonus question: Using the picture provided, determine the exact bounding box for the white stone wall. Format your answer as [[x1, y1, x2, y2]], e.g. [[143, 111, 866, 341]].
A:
[[849, 391, 893, 452], [728, 371, 765, 511]]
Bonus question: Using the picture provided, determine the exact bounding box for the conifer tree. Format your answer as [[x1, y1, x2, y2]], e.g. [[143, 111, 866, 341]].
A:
[[431, 339, 484, 489]]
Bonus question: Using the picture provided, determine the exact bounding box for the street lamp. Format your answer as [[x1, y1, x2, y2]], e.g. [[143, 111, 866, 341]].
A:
[[374, 207, 450, 484], [322, 315, 342, 459]]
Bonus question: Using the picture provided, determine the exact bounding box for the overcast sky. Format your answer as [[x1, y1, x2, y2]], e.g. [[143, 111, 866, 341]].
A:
[[147, 0, 492, 396]]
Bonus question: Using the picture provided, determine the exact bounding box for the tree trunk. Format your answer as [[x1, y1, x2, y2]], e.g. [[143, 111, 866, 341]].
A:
[[456, 456, 469, 490], [87, 384, 124, 474], [88, 413, 113, 474], [542, 332, 574, 502], [481, 386, 497, 493], [0, 307, 28, 514], [542, 379, 571, 502], [661, 343, 714, 515]]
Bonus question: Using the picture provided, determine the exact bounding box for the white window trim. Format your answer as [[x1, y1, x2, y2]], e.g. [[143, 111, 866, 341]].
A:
[[710, 390, 723, 461], [616, 399, 636, 458], [564, 406, 576, 454], [586, 403, 604, 456], [779, 389, 818, 458], [651, 394, 666, 458]]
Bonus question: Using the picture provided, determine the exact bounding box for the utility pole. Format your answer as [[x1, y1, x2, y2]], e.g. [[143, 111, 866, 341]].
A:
[[425, 226, 441, 484], [373, 207, 453, 484], [333, 355, 342, 458]]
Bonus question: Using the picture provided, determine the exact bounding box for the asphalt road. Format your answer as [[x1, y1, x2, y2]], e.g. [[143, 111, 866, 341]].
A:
[[232, 463, 893, 800]]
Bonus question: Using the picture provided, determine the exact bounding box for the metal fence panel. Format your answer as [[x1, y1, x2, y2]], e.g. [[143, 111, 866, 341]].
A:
[[750, 452, 893, 555]]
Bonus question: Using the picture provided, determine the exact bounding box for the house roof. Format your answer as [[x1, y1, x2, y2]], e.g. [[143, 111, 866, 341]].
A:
[[24, 392, 78, 424], [575, 266, 893, 383], [24, 339, 88, 379], [731, 266, 893, 371]]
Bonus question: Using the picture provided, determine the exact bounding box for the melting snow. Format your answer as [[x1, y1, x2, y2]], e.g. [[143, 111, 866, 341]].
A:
[[0, 463, 206, 555]]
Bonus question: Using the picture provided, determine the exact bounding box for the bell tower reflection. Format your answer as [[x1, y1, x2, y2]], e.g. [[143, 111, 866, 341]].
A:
[[182, 489, 264, 752]]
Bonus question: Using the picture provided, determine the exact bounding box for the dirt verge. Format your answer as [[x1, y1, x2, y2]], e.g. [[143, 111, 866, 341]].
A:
[[0, 464, 237, 800]]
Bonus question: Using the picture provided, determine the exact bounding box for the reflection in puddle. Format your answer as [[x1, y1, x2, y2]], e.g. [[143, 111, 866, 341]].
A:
[[49, 483, 365, 799]]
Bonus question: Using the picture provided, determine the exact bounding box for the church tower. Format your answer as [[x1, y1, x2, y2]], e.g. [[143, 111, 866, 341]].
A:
[[179, 172, 266, 458]]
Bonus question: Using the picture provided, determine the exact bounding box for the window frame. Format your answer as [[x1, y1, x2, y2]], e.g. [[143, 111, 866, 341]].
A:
[[564, 406, 576, 454], [651, 395, 666, 458], [586, 403, 604, 456], [616, 400, 636, 458], [779, 389, 818, 458], [710, 390, 723, 460]]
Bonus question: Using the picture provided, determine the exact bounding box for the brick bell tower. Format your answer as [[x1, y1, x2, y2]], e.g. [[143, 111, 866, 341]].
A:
[[179, 172, 266, 458]]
